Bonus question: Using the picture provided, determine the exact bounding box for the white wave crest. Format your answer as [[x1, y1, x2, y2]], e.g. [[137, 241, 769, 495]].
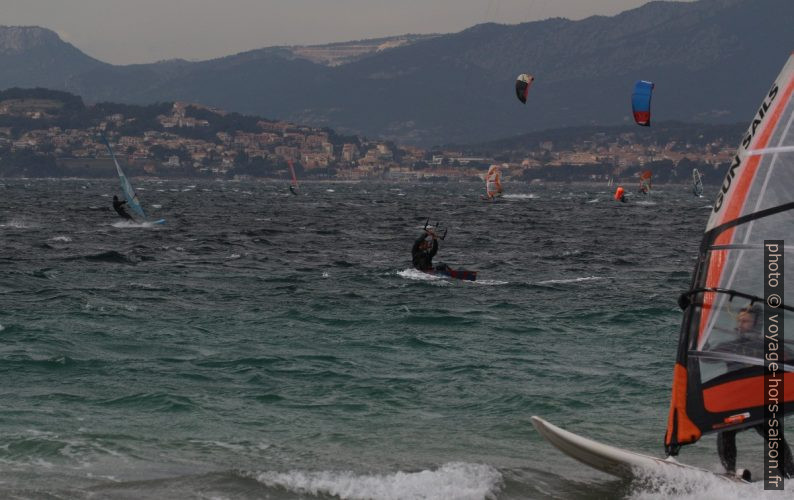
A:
[[51, 236, 72, 242], [111, 220, 162, 229], [476, 279, 508, 286], [628, 461, 787, 500], [1, 219, 33, 228], [255, 462, 502, 500], [536, 276, 607, 285], [397, 268, 442, 281], [502, 193, 537, 199]]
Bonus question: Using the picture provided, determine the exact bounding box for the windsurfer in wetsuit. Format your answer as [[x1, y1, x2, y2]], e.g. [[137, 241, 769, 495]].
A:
[[412, 231, 438, 271], [715, 305, 794, 480], [112, 195, 133, 221]]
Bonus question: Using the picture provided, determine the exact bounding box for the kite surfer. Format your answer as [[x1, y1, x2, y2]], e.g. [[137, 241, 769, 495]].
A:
[[412, 231, 438, 271]]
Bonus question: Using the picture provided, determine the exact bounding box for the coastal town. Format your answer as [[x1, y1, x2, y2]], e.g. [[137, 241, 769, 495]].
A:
[[0, 97, 737, 183]]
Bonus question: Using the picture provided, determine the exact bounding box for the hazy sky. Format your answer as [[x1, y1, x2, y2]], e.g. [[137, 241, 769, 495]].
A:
[[0, 0, 691, 65]]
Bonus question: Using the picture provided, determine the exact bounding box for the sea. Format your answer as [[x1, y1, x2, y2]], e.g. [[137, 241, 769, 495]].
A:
[[0, 178, 790, 499]]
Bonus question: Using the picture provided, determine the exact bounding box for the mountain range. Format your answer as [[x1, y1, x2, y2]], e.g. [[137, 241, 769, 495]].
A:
[[0, 0, 791, 146]]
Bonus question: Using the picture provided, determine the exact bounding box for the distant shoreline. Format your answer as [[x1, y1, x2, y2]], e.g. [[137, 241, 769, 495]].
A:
[[0, 176, 715, 187]]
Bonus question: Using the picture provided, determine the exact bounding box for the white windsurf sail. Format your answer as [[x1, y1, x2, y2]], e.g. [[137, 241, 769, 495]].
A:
[[665, 52, 794, 455], [692, 168, 704, 197], [103, 135, 147, 219]]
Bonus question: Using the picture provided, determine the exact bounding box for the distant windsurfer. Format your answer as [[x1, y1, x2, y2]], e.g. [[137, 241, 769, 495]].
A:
[[412, 230, 439, 271], [614, 186, 627, 203], [484, 165, 503, 201], [112, 195, 133, 221], [714, 305, 794, 479]]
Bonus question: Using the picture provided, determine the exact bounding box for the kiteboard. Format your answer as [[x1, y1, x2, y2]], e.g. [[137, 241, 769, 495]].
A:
[[531, 416, 747, 483]]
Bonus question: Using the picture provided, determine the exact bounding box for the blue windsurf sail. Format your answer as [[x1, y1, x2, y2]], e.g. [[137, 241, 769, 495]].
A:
[[631, 80, 654, 126], [102, 134, 147, 219]]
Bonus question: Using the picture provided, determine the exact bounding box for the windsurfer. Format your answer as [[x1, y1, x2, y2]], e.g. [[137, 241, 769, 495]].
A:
[[715, 305, 794, 479], [112, 195, 133, 220], [614, 186, 627, 203], [485, 165, 502, 200], [412, 231, 438, 271]]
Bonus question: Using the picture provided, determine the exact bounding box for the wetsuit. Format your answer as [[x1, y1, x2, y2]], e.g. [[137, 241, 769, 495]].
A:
[[411, 233, 438, 271], [718, 426, 794, 479], [713, 335, 794, 478], [113, 197, 133, 220]]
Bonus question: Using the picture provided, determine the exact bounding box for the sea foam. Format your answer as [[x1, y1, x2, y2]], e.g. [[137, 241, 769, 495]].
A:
[[255, 462, 502, 500]]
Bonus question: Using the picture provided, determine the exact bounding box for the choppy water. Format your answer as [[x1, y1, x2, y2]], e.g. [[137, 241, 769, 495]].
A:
[[0, 179, 789, 499]]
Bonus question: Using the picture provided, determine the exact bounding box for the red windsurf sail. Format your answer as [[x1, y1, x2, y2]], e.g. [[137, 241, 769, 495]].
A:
[[665, 53, 794, 455], [288, 160, 299, 195]]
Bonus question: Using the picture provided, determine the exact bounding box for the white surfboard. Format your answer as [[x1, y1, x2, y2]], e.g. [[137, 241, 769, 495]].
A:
[[531, 416, 746, 483]]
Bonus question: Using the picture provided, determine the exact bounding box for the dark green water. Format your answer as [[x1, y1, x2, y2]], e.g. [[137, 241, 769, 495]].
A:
[[0, 179, 786, 498]]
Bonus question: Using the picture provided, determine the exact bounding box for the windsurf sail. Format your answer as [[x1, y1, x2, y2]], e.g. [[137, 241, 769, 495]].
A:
[[102, 134, 146, 219], [638, 170, 652, 195], [632, 80, 654, 126], [692, 168, 704, 197], [485, 165, 503, 198], [515, 74, 535, 104], [665, 53, 794, 456], [288, 160, 299, 195]]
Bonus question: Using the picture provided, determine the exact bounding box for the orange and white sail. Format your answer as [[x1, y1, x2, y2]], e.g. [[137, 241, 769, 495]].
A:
[[638, 170, 652, 195], [485, 165, 503, 198], [665, 53, 794, 455], [288, 160, 299, 195]]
